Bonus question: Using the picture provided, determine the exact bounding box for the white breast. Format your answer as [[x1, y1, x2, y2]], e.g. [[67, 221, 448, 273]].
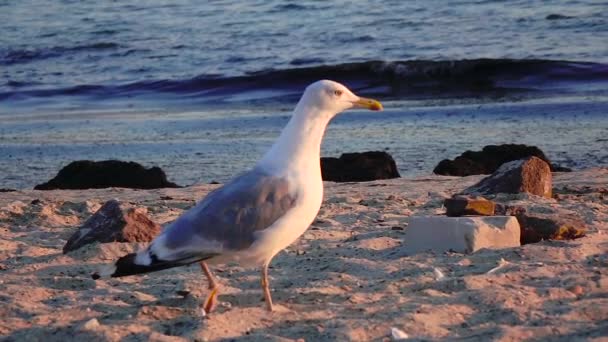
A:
[[237, 168, 323, 266]]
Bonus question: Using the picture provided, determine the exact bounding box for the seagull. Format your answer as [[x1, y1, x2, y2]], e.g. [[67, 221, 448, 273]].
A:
[[92, 80, 383, 315]]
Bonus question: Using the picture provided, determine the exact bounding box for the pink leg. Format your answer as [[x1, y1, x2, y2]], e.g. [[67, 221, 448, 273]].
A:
[[261, 263, 274, 312], [200, 261, 219, 316]]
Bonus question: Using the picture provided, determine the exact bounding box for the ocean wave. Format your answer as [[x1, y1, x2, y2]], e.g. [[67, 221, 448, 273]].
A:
[[2, 59, 607, 103], [0, 42, 121, 66]]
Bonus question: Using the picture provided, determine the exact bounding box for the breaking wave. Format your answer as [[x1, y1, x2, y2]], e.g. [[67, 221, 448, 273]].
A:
[[2, 59, 607, 104]]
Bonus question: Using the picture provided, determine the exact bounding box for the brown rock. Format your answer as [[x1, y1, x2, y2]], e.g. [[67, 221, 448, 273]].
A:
[[444, 195, 496, 216], [63, 199, 161, 253], [568, 285, 584, 296], [516, 213, 586, 244], [463, 156, 552, 198]]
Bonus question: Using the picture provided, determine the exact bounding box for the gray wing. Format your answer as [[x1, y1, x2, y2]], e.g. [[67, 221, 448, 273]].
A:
[[159, 167, 297, 256]]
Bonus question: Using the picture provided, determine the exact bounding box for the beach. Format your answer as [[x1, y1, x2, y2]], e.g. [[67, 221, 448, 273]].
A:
[[1, 169, 607, 341]]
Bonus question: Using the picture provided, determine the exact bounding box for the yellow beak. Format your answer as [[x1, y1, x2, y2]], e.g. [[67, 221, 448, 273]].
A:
[[353, 97, 383, 111]]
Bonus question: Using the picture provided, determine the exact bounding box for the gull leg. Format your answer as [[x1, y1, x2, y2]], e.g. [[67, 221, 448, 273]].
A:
[[201, 261, 217, 289], [200, 261, 219, 316], [261, 263, 274, 312]]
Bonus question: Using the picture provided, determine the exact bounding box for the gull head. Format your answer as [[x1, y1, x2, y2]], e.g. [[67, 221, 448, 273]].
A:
[[298, 80, 383, 118]]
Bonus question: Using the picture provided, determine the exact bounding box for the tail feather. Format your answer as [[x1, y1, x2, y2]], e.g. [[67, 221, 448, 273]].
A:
[[92, 251, 215, 279]]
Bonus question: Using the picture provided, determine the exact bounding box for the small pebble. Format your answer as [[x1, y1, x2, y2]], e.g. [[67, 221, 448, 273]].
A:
[[82, 318, 100, 331], [176, 290, 190, 297], [458, 258, 473, 267], [568, 285, 584, 296]]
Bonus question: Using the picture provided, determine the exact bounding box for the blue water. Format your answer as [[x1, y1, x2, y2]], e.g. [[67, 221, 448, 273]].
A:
[[2, 0, 608, 110], [1, 0, 607, 188]]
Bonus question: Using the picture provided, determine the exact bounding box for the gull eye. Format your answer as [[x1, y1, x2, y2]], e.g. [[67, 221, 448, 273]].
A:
[[333, 90, 343, 96]]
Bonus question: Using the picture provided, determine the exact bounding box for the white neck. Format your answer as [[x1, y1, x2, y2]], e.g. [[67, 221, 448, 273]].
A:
[[259, 101, 333, 173]]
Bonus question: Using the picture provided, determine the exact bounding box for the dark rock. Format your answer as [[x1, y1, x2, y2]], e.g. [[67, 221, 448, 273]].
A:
[[433, 158, 487, 177], [516, 214, 586, 244], [321, 151, 400, 182], [63, 199, 161, 253], [176, 290, 190, 298], [0, 188, 16, 192], [35, 160, 180, 190], [433, 144, 561, 176], [490, 204, 585, 244], [546, 14, 574, 20], [494, 204, 527, 216], [463, 157, 552, 198], [444, 195, 496, 216]]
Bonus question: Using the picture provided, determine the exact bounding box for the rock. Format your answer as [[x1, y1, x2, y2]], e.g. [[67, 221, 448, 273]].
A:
[[34, 160, 180, 190], [433, 144, 565, 176], [463, 157, 552, 198], [404, 216, 520, 254], [321, 151, 400, 182], [516, 213, 586, 244], [176, 290, 190, 298], [66, 241, 146, 261], [444, 195, 496, 216], [568, 285, 584, 296], [0, 188, 16, 192], [494, 204, 586, 244], [81, 318, 100, 331], [433, 157, 487, 177], [494, 204, 527, 216], [63, 200, 161, 253]]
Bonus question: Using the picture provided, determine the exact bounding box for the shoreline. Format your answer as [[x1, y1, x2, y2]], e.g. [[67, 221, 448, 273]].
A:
[[1, 168, 606, 340], [2, 97, 608, 190]]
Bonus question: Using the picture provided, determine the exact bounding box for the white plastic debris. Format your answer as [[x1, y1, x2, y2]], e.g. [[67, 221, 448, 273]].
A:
[[433, 267, 446, 281], [487, 258, 509, 274], [404, 216, 520, 254], [391, 327, 409, 340]]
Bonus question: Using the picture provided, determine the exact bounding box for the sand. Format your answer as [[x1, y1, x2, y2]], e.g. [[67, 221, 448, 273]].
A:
[[0, 168, 607, 341]]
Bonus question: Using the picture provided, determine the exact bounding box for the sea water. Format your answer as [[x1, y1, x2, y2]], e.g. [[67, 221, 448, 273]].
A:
[[1, 0, 607, 188]]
